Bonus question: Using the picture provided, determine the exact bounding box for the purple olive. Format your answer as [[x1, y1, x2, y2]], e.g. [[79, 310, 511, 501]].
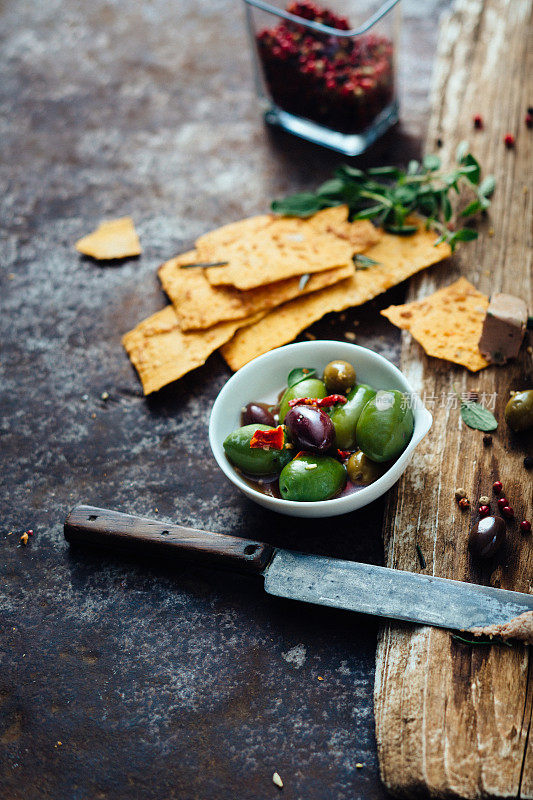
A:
[[469, 515, 505, 559], [284, 405, 335, 454], [241, 402, 276, 427]]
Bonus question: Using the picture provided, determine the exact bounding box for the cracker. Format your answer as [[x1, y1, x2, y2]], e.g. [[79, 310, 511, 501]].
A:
[[220, 222, 452, 370], [381, 277, 489, 371], [158, 251, 355, 331], [75, 217, 141, 259], [122, 306, 263, 394], [308, 205, 382, 250], [201, 216, 353, 291]]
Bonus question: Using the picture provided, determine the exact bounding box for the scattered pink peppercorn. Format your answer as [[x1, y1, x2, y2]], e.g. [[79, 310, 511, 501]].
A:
[[497, 497, 508, 510], [526, 113, 533, 129], [458, 498, 470, 510], [520, 520, 532, 533], [478, 505, 490, 517], [504, 133, 515, 148], [473, 114, 483, 129], [27, 529, 34, 536], [502, 505, 514, 518], [492, 480, 503, 494]]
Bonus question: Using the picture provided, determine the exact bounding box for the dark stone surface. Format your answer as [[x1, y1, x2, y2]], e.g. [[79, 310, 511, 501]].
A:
[[0, 1, 448, 798]]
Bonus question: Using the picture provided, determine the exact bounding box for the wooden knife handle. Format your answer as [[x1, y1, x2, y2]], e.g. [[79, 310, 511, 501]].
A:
[[64, 505, 274, 575]]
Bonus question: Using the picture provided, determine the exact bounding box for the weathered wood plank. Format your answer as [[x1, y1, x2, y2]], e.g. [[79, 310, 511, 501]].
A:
[[375, 0, 533, 797]]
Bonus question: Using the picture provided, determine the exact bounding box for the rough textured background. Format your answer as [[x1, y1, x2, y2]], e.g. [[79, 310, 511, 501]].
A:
[[0, 1, 449, 798]]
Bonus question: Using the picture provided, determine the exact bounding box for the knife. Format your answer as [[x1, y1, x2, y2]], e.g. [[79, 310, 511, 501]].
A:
[[64, 505, 533, 634]]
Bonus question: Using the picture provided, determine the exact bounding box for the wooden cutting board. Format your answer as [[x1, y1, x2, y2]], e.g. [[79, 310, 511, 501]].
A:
[[374, 0, 533, 797]]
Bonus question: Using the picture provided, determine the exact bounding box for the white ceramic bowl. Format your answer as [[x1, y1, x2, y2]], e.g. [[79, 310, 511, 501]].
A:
[[209, 340, 432, 518]]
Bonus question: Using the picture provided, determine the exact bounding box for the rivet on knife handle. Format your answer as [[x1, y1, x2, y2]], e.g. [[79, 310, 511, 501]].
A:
[[64, 505, 274, 575]]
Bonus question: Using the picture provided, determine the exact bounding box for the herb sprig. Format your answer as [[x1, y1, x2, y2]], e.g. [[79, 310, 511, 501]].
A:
[[271, 143, 495, 252]]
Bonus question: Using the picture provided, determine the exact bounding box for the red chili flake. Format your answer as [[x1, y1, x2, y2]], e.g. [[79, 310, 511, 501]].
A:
[[294, 451, 309, 459], [520, 520, 531, 533], [502, 505, 514, 518], [526, 113, 533, 129], [250, 426, 284, 450], [288, 394, 347, 409], [337, 449, 350, 460], [504, 133, 515, 148], [478, 505, 490, 517], [473, 114, 483, 129], [492, 480, 503, 494], [497, 497, 508, 510]]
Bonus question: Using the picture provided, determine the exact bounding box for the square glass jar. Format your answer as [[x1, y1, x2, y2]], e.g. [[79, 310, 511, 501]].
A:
[[243, 0, 400, 155]]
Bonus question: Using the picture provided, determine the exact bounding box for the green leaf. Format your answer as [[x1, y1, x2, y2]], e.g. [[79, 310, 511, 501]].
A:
[[440, 191, 452, 221], [271, 193, 325, 217], [354, 253, 381, 269], [453, 227, 478, 241], [316, 178, 346, 197], [352, 204, 386, 219], [423, 154, 441, 171], [336, 165, 365, 180], [456, 140, 469, 163], [367, 166, 402, 178], [384, 224, 418, 235], [460, 400, 498, 432], [407, 160, 420, 175], [287, 367, 317, 388], [478, 175, 496, 198], [460, 199, 484, 218], [459, 154, 481, 184]]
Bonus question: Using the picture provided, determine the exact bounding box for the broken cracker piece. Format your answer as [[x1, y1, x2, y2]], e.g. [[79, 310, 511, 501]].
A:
[[158, 251, 354, 331], [221, 222, 451, 370], [122, 306, 263, 394], [75, 217, 141, 260], [200, 216, 353, 291], [382, 277, 489, 372]]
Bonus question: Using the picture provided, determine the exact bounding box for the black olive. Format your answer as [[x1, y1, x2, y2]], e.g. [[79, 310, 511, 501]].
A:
[[241, 402, 276, 427], [468, 516, 505, 559]]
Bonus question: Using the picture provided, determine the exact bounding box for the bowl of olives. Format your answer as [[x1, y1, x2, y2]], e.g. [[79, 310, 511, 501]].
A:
[[209, 340, 432, 518]]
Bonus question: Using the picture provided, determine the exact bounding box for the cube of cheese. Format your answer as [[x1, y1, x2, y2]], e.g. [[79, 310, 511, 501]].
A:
[[478, 293, 528, 364]]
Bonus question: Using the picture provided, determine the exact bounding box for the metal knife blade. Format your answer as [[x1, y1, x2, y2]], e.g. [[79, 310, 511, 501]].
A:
[[64, 506, 533, 635], [263, 549, 533, 631]]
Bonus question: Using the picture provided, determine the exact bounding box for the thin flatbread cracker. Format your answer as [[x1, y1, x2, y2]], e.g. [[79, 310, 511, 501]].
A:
[[75, 217, 141, 259], [195, 215, 273, 255], [158, 251, 355, 331], [122, 306, 263, 394], [201, 216, 353, 290], [308, 205, 382, 250], [220, 222, 452, 370], [381, 277, 489, 371]]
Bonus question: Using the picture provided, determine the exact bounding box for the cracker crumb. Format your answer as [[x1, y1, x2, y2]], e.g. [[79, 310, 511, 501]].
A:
[[272, 771, 283, 789], [20, 532, 29, 546], [356, 763, 364, 769], [317, 675, 324, 681], [305, 332, 316, 340], [344, 331, 356, 341], [488, 228, 495, 237]]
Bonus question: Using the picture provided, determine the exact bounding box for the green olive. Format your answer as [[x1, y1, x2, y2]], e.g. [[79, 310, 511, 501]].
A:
[[223, 424, 292, 475], [279, 454, 347, 502], [278, 378, 327, 422], [504, 390, 533, 432], [330, 383, 377, 450], [323, 360, 356, 394], [356, 389, 414, 463], [346, 450, 383, 485]]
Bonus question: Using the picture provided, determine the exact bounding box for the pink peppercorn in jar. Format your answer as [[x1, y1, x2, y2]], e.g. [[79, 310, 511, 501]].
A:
[[243, 0, 400, 155]]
